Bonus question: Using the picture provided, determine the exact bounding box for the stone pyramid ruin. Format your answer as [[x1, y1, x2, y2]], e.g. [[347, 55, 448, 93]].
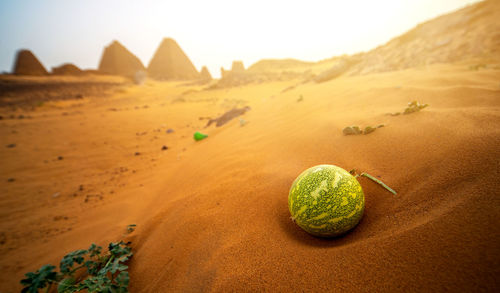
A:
[[13, 49, 48, 75], [147, 38, 199, 80], [199, 66, 212, 81], [52, 63, 84, 75], [231, 61, 245, 73], [98, 40, 145, 78]]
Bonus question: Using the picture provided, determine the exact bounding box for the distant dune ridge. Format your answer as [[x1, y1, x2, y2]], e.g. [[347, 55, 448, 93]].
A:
[[13, 50, 48, 76], [98, 40, 145, 78], [321, 0, 500, 78], [147, 38, 199, 80]]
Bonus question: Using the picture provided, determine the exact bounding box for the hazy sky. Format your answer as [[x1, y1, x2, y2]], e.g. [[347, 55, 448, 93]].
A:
[[0, 0, 480, 77]]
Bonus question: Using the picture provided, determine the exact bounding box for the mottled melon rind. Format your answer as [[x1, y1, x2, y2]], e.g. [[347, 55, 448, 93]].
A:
[[288, 164, 365, 237]]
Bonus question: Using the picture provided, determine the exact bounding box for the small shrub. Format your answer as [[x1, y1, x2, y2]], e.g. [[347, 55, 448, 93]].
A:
[[21, 227, 135, 292]]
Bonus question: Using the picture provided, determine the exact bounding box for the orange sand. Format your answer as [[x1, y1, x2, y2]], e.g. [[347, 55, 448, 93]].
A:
[[1, 1, 500, 290], [1, 62, 499, 291]]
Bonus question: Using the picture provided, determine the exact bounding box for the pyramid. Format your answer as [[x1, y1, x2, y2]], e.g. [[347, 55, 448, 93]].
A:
[[13, 49, 48, 75], [98, 40, 145, 78], [199, 66, 212, 81], [147, 38, 199, 80], [231, 61, 245, 73], [52, 63, 84, 75]]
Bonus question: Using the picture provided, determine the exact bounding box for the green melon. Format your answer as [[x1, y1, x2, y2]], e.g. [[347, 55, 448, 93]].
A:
[[288, 164, 365, 237]]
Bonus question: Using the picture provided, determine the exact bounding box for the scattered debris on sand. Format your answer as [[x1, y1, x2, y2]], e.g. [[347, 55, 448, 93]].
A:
[[387, 101, 429, 116], [343, 124, 384, 135], [404, 100, 429, 114], [206, 106, 251, 127], [193, 131, 208, 141]]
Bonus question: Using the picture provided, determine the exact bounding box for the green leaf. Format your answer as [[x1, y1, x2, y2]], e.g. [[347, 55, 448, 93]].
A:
[[20, 264, 58, 292], [88, 243, 102, 258], [58, 277, 77, 292], [60, 249, 88, 274], [84, 259, 100, 275], [115, 271, 130, 292]]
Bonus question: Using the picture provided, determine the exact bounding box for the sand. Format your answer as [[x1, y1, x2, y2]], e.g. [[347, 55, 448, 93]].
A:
[[1, 1, 500, 291], [0, 61, 499, 291]]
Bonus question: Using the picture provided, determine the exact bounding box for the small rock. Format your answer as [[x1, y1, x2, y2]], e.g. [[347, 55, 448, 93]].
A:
[[6, 143, 16, 148], [161, 145, 168, 151], [52, 192, 60, 198], [7, 178, 15, 182], [57, 156, 64, 160], [18, 115, 24, 119], [166, 128, 174, 134], [79, 184, 84, 191], [134, 152, 141, 156]]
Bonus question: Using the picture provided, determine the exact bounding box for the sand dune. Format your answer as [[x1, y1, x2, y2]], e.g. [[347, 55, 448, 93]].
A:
[[1, 62, 499, 291], [1, 1, 500, 292]]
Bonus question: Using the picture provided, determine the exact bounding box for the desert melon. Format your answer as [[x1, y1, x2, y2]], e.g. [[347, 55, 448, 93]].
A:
[[288, 164, 365, 237]]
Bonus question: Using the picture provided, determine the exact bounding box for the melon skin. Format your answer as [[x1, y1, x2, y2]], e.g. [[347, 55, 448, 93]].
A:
[[288, 164, 365, 237]]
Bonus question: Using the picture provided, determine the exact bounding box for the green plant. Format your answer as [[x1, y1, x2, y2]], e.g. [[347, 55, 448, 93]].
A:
[[21, 232, 134, 292]]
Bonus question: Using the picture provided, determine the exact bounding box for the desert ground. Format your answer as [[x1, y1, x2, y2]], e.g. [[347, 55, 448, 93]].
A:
[[1, 0, 500, 292]]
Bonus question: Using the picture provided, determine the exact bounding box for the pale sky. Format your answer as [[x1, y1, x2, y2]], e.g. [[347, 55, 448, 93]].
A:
[[0, 0, 481, 77]]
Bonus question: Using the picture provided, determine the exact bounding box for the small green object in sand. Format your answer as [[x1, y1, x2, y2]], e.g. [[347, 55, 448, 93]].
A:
[[194, 131, 208, 141]]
